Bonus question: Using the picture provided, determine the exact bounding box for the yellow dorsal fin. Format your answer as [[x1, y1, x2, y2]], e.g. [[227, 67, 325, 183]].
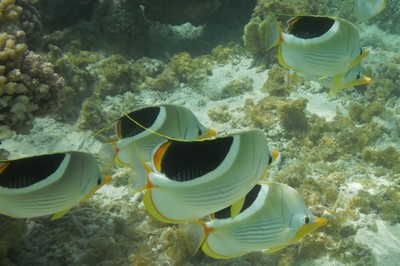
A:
[[264, 244, 289, 253], [81, 175, 112, 203], [346, 49, 369, 73], [50, 208, 71, 221], [230, 196, 246, 220]]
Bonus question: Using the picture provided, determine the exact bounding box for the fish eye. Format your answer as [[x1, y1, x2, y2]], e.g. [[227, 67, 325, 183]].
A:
[[197, 128, 203, 136], [304, 216, 310, 224], [356, 73, 361, 80], [268, 155, 273, 164]]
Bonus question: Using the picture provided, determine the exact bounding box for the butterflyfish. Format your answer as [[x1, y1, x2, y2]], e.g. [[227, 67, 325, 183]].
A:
[[0, 151, 111, 219], [301, 61, 372, 97], [98, 104, 216, 166], [264, 15, 370, 96], [354, 0, 387, 22], [183, 183, 328, 259], [129, 129, 277, 223]]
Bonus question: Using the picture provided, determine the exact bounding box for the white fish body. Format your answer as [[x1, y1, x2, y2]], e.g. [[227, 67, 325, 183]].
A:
[[280, 17, 362, 77], [300, 61, 372, 96], [354, 0, 387, 22], [130, 129, 274, 223], [0, 151, 110, 219], [100, 104, 216, 166], [183, 183, 328, 259]]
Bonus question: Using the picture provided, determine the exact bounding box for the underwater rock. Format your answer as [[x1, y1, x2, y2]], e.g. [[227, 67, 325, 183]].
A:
[[349, 102, 385, 123]]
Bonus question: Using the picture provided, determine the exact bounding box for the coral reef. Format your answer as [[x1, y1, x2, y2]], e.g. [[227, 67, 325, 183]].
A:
[[0, 216, 26, 266], [0, 0, 22, 24], [1, 0, 400, 265], [242, 96, 308, 135], [261, 64, 295, 97], [207, 104, 233, 123], [215, 76, 253, 100], [0, 0, 64, 137], [277, 97, 308, 132], [364, 54, 400, 103], [349, 102, 385, 123], [362, 146, 400, 173]]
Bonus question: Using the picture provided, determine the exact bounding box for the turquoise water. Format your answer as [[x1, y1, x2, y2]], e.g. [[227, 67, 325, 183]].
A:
[[1, 0, 399, 265]]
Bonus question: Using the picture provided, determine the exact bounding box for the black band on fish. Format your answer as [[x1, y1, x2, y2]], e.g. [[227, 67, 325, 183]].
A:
[[288, 16, 335, 39], [118, 106, 161, 138], [213, 184, 262, 219], [160, 137, 234, 182], [0, 153, 66, 189]]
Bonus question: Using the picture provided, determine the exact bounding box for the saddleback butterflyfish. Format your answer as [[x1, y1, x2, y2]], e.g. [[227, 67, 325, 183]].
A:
[[354, 0, 387, 22], [0, 151, 111, 220], [183, 183, 328, 259], [264, 15, 371, 97], [129, 129, 278, 223], [98, 104, 216, 166]]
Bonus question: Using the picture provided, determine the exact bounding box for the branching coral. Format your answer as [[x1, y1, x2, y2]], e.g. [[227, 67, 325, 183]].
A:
[[0, 1, 64, 138], [0, 0, 22, 24]]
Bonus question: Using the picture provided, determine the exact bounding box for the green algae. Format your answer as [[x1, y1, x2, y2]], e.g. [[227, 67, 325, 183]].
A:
[[362, 146, 400, 173], [207, 104, 233, 124], [76, 96, 108, 130], [217, 76, 253, 100], [349, 102, 386, 123], [243, 96, 309, 135], [261, 65, 295, 97], [243, 97, 278, 129], [350, 186, 400, 225], [277, 98, 308, 133]]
